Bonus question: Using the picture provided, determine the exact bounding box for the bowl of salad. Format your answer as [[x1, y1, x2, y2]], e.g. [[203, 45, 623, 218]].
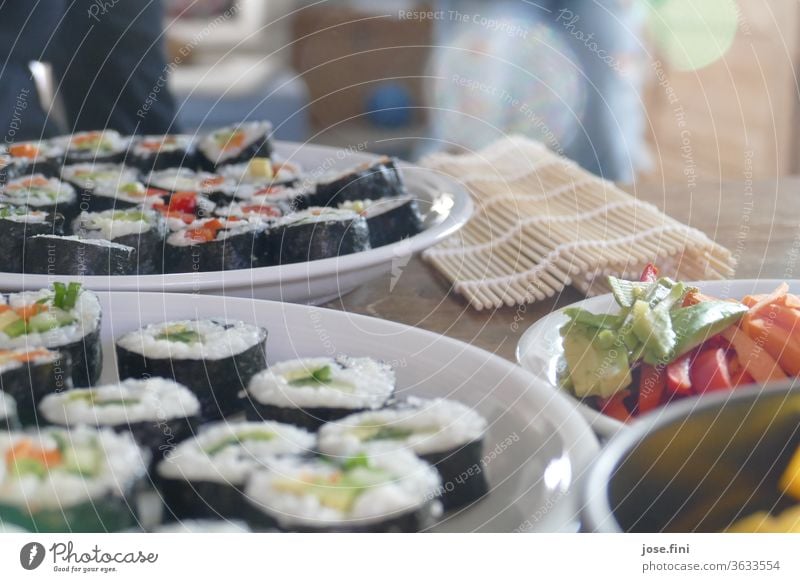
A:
[[517, 267, 800, 436], [582, 382, 800, 532]]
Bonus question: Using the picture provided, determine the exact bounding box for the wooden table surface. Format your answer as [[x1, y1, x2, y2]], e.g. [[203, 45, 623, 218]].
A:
[[324, 178, 800, 361]]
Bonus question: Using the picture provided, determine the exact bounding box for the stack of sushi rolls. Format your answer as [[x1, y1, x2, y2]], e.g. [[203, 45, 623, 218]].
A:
[[266, 207, 371, 265], [244, 449, 442, 532], [129, 134, 196, 173], [156, 420, 314, 522], [0, 426, 148, 532], [312, 156, 406, 207], [38, 378, 201, 463], [72, 207, 167, 274], [164, 216, 268, 273], [0, 174, 78, 220], [197, 121, 273, 172], [0, 348, 71, 425], [115, 318, 268, 420], [339, 196, 424, 248], [60, 162, 140, 199], [0, 391, 18, 430], [0, 203, 64, 273], [244, 356, 395, 430], [24, 234, 139, 276], [318, 397, 489, 510], [54, 130, 130, 165], [0, 283, 101, 388]]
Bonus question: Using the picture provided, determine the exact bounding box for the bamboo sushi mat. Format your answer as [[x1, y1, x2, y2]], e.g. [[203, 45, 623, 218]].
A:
[[421, 136, 735, 311]]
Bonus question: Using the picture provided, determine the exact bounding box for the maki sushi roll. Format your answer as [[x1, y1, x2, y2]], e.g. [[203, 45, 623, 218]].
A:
[[0, 204, 64, 273], [23, 235, 138, 276], [38, 377, 201, 461], [197, 121, 272, 172], [156, 420, 313, 522], [129, 134, 196, 173], [0, 347, 71, 426], [0, 174, 78, 220], [312, 156, 406, 207], [89, 180, 162, 211], [265, 207, 370, 266], [245, 356, 395, 431], [244, 450, 441, 532], [115, 318, 268, 419], [55, 130, 129, 165], [0, 283, 102, 387], [0, 426, 147, 532], [1, 140, 64, 178], [1, 391, 18, 431], [146, 168, 234, 205], [339, 196, 424, 248], [215, 200, 283, 222], [164, 217, 267, 273], [150, 190, 216, 230], [72, 208, 167, 274], [233, 183, 313, 213], [218, 157, 301, 189], [60, 163, 140, 202], [318, 397, 489, 510]]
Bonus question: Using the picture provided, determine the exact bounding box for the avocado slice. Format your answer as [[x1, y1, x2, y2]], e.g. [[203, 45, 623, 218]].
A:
[[560, 322, 632, 399]]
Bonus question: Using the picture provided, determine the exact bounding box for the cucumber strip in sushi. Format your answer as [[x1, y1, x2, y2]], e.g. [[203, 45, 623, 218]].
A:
[[23, 235, 138, 276], [0, 283, 101, 387], [60, 163, 140, 199], [244, 450, 441, 532], [130, 134, 196, 172], [0, 205, 64, 273], [245, 356, 395, 431], [339, 196, 424, 248], [55, 130, 129, 165], [72, 208, 167, 274], [197, 121, 272, 172], [0, 174, 78, 220], [1, 140, 64, 178], [0, 348, 71, 426], [115, 318, 268, 419], [156, 420, 313, 522], [164, 217, 267, 273], [39, 378, 200, 462], [312, 156, 406, 207], [1, 391, 19, 430], [146, 168, 235, 205], [0, 426, 147, 532], [318, 397, 489, 510], [265, 207, 370, 265]]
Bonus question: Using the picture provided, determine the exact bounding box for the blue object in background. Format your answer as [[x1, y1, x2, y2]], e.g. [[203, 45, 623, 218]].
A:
[[366, 83, 414, 128]]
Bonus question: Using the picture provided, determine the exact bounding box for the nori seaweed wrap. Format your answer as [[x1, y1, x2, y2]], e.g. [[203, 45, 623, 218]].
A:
[[23, 235, 138, 276], [0, 204, 65, 273], [339, 196, 424, 248], [164, 217, 267, 273], [115, 318, 268, 420], [0, 348, 72, 426], [129, 134, 196, 173], [55, 130, 129, 165], [60, 163, 141, 200], [197, 121, 272, 172], [0, 140, 64, 178], [0, 174, 79, 221], [312, 156, 406, 207]]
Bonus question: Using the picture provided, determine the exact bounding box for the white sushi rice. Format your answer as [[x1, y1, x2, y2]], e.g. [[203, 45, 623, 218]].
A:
[[218, 158, 301, 186], [166, 217, 264, 247], [244, 450, 440, 528], [55, 130, 128, 157], [0, 348, 61, 374], [132, 134, 194, 156], [73, 208, 159, 240], [154, 519, 251, 533], [215, 201, 282, 220], [318, 397, 488, 456], [199, 121, 271, 164], [1, 175, 76, 207], [61, 163, 139, 190], [157, 420, 314, 485], [247, 356, 395, 410], [0, 426, 146, 511], [0, 288, 101, 350], [279, 207, 359, 227], [116, 318, 265, 360], [39, 377, 200, 426], [0, 391, 16, 421], [146, 168, 234, 195], [0, 208, 51, 223]]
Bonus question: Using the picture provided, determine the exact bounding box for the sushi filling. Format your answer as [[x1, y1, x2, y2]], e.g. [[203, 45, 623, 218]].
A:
[[61, 163, 139, 191], [147, 168, 234, 196], [279, 207, 359, 227], [157, 421, 314, 485], [39, 377, 201, 426], [167, 216, 265, 247], [1, 175, 76, 208], [247, 356, 395, 410], [215, 201, 283, 220], [199, 121, 272, 166], [73, 208, 163, 240], [58, 130, 128, 160], [132, 134, 193, 156], [0, 348, 61, 374]]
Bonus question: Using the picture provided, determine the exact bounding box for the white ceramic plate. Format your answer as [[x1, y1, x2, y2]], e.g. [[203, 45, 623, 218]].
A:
[[2, 142, 472, 305], [516, 279, 799, 438], [94, 291, 598, 532]]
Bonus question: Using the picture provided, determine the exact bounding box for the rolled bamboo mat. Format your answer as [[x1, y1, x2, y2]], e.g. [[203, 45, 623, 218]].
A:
[[421, 136, 734, 310]]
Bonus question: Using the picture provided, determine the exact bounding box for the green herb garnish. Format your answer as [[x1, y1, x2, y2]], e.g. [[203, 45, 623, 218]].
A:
[[52, 282, 81, 310]]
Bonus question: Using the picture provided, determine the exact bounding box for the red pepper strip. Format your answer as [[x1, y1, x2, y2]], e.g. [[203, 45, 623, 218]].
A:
[[639, 263, 659, 283], [638, 364, 666, 414], [690, 348, 733, 393], [599, 391, 633, 422], [666, 353, 693, 397]]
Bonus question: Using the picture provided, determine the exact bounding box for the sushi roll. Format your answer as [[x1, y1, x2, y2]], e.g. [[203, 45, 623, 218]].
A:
[[0, 348, 71, 426], [115, 318, 268, 419], [60, 163, 140, 197], [23, 235, 138, 276], [156, 420, 313, 522], [146, 168, 235, 205], [0, 283, 102, 388], [318, 397, 489, 510], [245, 356, 395, 431], [265, 207, 370, 265], [312, 156, 406, 207], [232, 183, 313, 212], [244, 450, 441, 532], [89, 180, 163, 211], [0, 174, 78, 220], [218, 157, 301, 189], [197, 121, 272, 172], [0, 426, 147, 532], [55, 130, 129, 165], [72, 208, 167, 274], [150, 190, 216, 230], [0, 140, 64, 178], [38, 378, 201, 461], [164, 217, 267, 273], [0, 204, 65, 273], [1, 391, 18, 430], [339, 196, 424, 248], [129, 134, 196, 173]]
